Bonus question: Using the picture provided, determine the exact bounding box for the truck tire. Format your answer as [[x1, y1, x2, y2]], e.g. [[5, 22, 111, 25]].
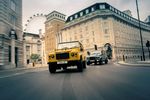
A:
[[49, 64, 56, 73], [77, 61, 83, 72], [87, 62, 90, 65], [83, 61, 86, 69]]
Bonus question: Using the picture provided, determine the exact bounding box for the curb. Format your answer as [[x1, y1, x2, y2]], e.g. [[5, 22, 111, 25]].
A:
[[118, 61, 150, 67], [0, 66, 48, 73]]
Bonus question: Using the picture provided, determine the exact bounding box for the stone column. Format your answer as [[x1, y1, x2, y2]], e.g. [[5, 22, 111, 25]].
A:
[[10, 30, 16, 68], [23, 39, 27, 67]]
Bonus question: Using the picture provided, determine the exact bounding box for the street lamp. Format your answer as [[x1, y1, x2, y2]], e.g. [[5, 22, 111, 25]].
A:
[[136, 0, 145, 61]]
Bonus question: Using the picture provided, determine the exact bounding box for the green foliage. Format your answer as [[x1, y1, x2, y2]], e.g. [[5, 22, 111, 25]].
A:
[[30, 54, 40, 62]]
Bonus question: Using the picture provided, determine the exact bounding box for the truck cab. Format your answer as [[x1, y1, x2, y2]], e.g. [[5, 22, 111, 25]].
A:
[[47, 41, 86, 73]]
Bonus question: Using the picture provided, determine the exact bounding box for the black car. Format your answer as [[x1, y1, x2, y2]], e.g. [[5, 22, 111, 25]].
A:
[[86, 51, 108, 65]]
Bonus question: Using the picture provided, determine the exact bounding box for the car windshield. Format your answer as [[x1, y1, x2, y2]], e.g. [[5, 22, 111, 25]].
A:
[[58, 42, 80, 49]]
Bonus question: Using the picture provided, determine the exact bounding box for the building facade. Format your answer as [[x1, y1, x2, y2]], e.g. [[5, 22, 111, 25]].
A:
[[45, 11, 66, 60], [23, 32, 46, 66], [61, 3, 150, 61], [0, 0, 23, 69]]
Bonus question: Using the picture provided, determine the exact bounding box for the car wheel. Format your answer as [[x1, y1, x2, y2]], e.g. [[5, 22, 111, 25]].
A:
[[99, 61, 102, 65], [87, 62, 90, 65], [105, 59, 108, 64], [94, 61, 97, 65]]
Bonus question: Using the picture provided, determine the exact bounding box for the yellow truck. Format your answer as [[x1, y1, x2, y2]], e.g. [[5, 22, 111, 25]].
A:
[[47, 41, 86, 73]]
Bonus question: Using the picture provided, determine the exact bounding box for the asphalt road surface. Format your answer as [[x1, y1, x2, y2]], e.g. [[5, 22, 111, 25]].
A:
[[0, 62, 150, 100]]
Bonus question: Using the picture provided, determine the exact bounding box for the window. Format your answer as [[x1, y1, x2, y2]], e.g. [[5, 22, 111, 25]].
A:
[[115, 9, 118, 13], [80, 12, 83, 16], [93, 38, 95, 42], [79, 28, 82, 32], [10, 0, 16, 11], [70, 17, 73, 21], [70, 37, 72, 41], [86, 39, 89, 43], [74, 36, 77, 40], [110, 6, 114, 11], [86, 9, 89, 14], [10, 15, 17, 25], [85, 26, 88, 31], [92, 31, 95, 35], [104, 29, 109, 34], [9, 46, 11, 62], [80, 34, 83, 38], [99, 5, 105, 9], [91, 7, 95, 12], [26, 46, 30, 52], [75, 14, 78, 19]]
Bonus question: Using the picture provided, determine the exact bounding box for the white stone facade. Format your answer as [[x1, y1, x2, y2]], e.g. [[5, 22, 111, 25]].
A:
[[0, 0, 23, 69], [23, 32, 46, 66], [61, 3, 150, 61]]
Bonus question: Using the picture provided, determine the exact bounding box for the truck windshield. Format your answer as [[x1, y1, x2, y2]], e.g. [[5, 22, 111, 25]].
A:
[[58, 42, 80, 49]]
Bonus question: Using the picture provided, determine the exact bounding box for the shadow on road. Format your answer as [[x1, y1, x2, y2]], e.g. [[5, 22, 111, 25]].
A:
[[53, 68, 86, 74]]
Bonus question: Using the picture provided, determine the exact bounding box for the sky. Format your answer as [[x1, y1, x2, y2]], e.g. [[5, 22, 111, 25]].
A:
[[23, 0, 150, 34]]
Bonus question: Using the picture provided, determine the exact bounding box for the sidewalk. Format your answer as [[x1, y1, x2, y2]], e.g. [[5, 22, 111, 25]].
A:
[[0, 64, 48, 72], [118, 60, 150, 67]]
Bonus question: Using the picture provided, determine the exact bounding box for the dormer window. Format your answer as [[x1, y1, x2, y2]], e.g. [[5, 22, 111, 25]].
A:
[[70, 17, 73, 21], [91, 7, 95, 12], [86, 9, 89, 14], [99, 5, 105, 9], [80, 12, 83, 16], [75, 14, 78, 19]]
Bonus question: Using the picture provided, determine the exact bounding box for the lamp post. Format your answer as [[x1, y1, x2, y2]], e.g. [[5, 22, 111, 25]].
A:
[[136, 0, 145, 61]]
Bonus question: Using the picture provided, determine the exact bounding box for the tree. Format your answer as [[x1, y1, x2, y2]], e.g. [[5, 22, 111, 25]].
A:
[[30, 54, 40, 66]]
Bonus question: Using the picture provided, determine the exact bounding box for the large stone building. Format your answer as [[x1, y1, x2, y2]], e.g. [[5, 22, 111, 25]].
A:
[[0, 0, 23, 69], [23, 31, 46, 66], [61, 3, 150, 61], [45, 11, 66, 60]]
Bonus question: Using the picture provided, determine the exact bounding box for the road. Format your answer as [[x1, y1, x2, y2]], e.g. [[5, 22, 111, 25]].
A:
[[0, 62, 150, 100]]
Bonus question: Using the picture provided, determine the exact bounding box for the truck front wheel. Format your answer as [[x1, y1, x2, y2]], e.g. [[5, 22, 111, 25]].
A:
[[49, 64, 56, 73], [77, 61, 83, 72], [83, 61, 86, 69]]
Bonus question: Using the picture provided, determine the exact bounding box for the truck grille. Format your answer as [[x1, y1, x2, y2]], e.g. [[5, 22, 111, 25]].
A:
[[56, 53, 69, 60]]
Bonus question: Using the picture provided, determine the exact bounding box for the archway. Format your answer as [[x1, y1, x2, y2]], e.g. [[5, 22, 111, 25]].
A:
[[104, 43, 112, 59]]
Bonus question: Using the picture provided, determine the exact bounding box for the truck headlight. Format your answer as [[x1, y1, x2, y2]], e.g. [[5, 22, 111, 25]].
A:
[[49, 55, 55, 59], [71, 53, 74, 57], [71, 52, 77, 57]]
